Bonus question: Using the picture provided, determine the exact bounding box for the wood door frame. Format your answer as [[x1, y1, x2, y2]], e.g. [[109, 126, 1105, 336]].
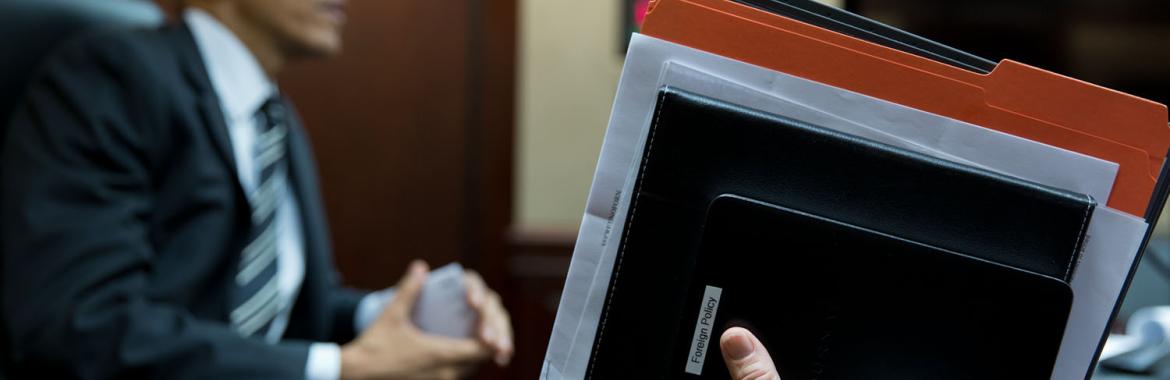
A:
[[461, 0, 516, 290]]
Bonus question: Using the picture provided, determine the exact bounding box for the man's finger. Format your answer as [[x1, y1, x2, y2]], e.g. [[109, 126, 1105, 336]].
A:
[[422, 334, 492, 364], [488, 293, 514, 366], [464, 271, 499, 346], [475, 291, 514, 366], [464, 270, 487, 309], [720, 327, 780, 380], [384, 260, 428, 318], [462, 270, 513, 366]]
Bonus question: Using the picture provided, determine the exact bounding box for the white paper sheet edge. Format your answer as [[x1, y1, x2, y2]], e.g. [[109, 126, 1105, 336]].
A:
[[1054, 207, 1148, 379]]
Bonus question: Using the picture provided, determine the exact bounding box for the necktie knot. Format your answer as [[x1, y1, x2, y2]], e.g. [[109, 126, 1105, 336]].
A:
[[259, 97, 287, 132]]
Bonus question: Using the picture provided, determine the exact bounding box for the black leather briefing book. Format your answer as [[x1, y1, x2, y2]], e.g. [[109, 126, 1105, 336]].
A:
[[673, 195, 1071, 379], [584, 88, 1094, 378]]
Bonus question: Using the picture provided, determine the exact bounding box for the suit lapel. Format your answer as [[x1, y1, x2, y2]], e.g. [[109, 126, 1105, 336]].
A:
[[175, 21, 329, 263], [172, 24, 253, 232], [174, 23, 243, 189], [195, 96, 241, 178]]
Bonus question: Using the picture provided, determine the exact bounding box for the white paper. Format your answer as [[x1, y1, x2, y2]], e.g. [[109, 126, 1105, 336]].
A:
[[656, 62, 1117, 203], [1053, 208, 1148, 379], [542, 34, 1140, 379], [657, 63, 1094, 188], [413, 263, 476, 338], [375, 263, 476, 338]]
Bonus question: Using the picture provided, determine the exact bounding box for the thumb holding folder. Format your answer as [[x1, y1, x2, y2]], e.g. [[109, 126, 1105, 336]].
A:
[[721, 327, 781, 380]]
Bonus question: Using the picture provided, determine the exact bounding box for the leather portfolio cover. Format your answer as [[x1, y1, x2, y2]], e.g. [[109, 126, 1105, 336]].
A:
[[664, 194, 1069, 379], [640, 0, 1170, 216], [584, 88, 1092, 378]]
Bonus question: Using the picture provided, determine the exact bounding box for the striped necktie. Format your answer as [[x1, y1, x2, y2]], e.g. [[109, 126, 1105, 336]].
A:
[[230, 97, 290, 338]]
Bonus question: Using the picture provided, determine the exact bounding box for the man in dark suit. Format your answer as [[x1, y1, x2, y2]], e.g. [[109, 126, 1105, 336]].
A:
[[0, 0, 512, 379]]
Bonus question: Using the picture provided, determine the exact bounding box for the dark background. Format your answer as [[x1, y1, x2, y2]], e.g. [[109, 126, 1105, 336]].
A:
[[846, 0, 1170, 106]]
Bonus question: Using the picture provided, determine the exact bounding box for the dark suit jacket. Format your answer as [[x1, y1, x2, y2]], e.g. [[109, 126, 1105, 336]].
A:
[[1, 23, 364, 379]]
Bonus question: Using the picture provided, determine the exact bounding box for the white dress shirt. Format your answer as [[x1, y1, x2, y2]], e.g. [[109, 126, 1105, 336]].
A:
[[186, 9, 392, 380]]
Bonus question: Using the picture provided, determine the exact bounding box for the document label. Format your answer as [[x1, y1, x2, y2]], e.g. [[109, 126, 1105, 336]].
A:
[[685, 285, 723, 375]]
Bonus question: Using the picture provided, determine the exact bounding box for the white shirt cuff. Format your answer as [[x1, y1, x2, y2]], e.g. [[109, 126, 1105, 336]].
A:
[[306, 342, 342, 380], [354, 287, 396, 333]]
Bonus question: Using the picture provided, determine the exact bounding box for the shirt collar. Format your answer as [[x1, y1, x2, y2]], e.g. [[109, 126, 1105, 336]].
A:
[[184, 8, 276, 124]]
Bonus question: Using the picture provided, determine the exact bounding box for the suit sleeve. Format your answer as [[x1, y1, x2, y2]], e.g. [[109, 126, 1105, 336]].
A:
[[282, 107, 369, 345], [0, 33, 308, 380], [327, 285, 368, 343]]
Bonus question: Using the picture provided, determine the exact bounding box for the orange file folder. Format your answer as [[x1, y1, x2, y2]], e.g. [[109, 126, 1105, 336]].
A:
[[641, 0, 1170, 217]]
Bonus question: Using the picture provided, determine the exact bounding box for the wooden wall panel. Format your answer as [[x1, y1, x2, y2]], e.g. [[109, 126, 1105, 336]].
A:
[[281, 1, 523, 378], [281, 2, 474, 289]]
